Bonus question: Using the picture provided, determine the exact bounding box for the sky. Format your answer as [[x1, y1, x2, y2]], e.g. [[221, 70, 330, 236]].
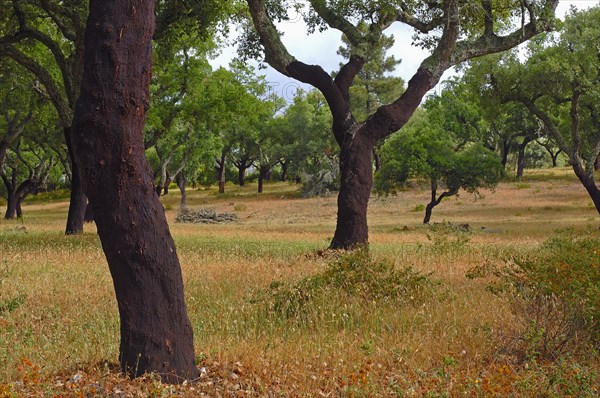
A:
[[210, 0, 599, 102]]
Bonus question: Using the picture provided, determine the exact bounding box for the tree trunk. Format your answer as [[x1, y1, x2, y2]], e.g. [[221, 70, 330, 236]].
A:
[[516, 137, 531, 179], [163, 178, 171, 195], [84, 201, 95, 223], [500, 140, 510, 169], [64, 127, 87, 235], [280, 160, 289, 182], [551, 151, 560, 168], [0, 141, 9, 171], [237, 162, 246, 186], [329, 132, 373, 249], [177, 174, 187, 209], [572, 162, 600, 215], [4, 192, 17, 220], [216, 152, 226, 194], [15, 196, 24, 219], [424, 178, 438, 224], [70, 0, 198, 382], [2, 173, 17, 220], [258, 164, 269, 194]]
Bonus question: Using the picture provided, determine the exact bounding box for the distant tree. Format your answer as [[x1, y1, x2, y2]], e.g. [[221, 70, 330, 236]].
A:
[[243, 0, 559, 249], [0, 0, 89, 234], [70, 0, 198, 381], [0, 59, 35, 172], [482, 7, 600, 213], [286, 90, 335, 175], [1, 139, 56, 219], [375, 111, 503, 223]]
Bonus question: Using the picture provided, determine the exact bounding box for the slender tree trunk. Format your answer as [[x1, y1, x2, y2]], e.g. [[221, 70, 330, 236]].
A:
[[572, 163, 600, 215], [329, 132, 374, 249], [550, 150, 561, 168], [500, 140, 510, 169], [64, 127, 87, 235], [217, 152, 226, 194], [237, 161, 246, 186], [15, 196, 24, 219], [70, 0, 198, 382], [177, 174, 187, 209], [516, 138, 531, 179], [2, 174, 16, 220], [258, 164, 269, 194], [163, 178, 171, 195], [280, 160, 289, 182], [424, 178, 438, 224]]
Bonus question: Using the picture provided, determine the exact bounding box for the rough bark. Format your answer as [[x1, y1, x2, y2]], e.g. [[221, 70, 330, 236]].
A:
[[330, 132, 373, 249], [70, 0, 198, 382], [64, 126, 87, 234]]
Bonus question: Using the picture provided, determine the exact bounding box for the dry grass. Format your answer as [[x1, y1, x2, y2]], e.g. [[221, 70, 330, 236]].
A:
[[0, 168, 598, 397]]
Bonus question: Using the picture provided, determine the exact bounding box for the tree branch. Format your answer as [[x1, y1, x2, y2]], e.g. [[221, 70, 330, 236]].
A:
[[0, 44, 72, 126]]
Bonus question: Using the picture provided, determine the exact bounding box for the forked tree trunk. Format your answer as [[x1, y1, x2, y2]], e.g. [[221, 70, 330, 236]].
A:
[[71, 0, 198, 382], [329, 132, 374, 249], [64, 127, 87, 235]]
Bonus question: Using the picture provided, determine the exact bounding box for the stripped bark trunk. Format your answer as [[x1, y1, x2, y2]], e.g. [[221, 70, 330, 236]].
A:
[[70, 0, 198, 382]]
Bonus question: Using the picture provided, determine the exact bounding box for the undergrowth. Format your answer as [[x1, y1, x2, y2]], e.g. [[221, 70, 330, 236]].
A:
[[468, 229, 600, 362], [259, 250, 435, 321]]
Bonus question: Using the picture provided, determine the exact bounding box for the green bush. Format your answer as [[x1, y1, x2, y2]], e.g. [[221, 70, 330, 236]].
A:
[[25, 189, 71, 203], [263, 250, 434, 319], [469, 230, 600, 360]]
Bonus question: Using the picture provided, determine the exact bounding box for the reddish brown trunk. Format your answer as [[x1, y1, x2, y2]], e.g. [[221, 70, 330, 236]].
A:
[[329, 131, 373, 249], [64, 127, 87, 235], [71, 0, 197, 382]]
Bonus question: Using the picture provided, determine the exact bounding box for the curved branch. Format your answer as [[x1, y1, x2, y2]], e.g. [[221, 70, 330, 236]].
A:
[[0, 44, 72, 126], [308, 0, 362, 46]]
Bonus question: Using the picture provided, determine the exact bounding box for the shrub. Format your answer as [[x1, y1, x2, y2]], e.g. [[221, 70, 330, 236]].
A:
[[262, 250, 434, 319], [469, 230, 600, 361]]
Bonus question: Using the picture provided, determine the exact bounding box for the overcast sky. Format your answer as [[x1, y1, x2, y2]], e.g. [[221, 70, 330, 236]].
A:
[[210, 0, 599, 102]]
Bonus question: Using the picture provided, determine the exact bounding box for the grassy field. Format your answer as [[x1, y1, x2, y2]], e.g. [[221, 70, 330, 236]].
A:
[[0, 168, 598, 397]]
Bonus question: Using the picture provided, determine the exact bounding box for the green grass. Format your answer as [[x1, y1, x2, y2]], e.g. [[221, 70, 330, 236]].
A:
[[0, 177, 598, 396]]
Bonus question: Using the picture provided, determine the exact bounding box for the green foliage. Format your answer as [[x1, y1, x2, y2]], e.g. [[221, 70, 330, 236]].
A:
[[24, 189, 70, 203], [469, 230, 600, 360], [375, 107, 503, 222], [263, 250, 433, 320]]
